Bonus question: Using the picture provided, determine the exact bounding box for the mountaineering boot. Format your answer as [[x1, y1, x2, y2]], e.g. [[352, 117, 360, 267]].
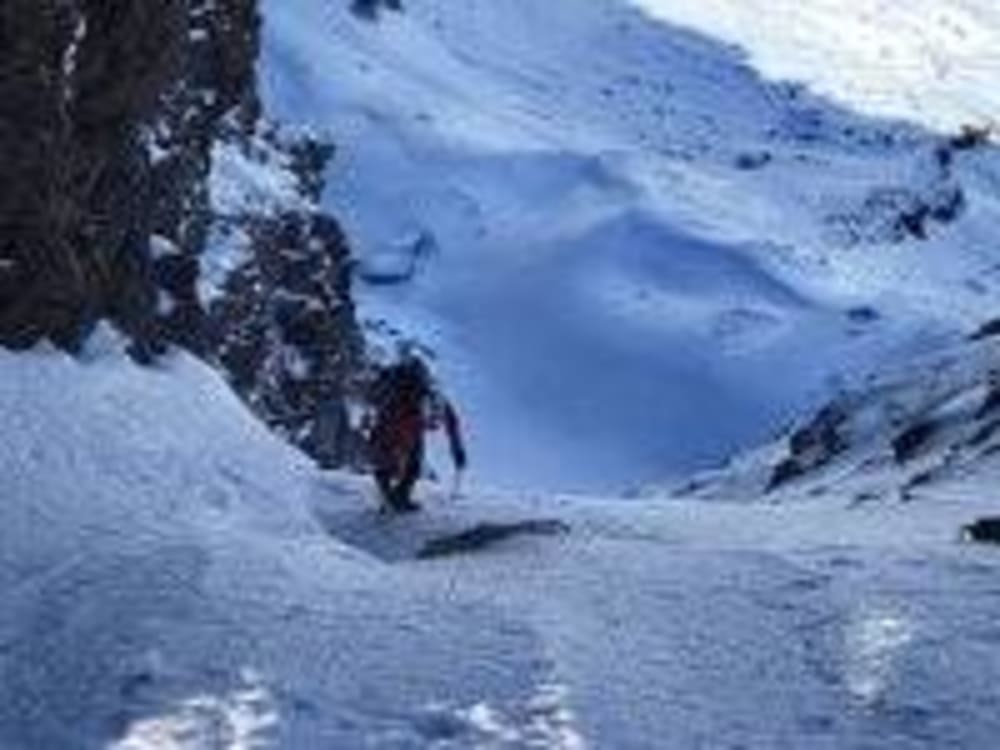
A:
[[393, 498, 422, 513]]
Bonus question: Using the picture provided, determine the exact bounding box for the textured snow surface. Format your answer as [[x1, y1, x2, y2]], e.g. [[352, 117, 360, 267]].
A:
[[6, 1, 1000, 745], [0, 340, 562, 749], [2, 344, 1000, 748], [635, 0, 1000, 130], [261, 0, 1000, 493]]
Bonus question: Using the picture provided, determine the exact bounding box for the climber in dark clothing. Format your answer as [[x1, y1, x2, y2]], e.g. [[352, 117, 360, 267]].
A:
[[365, 355, 467, 512]]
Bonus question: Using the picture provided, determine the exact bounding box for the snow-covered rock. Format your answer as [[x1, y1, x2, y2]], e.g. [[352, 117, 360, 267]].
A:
[[668, 328, 1000, 508]]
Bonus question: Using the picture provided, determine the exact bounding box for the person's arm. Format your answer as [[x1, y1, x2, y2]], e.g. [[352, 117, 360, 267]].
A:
[[442, 400, 467, 471]]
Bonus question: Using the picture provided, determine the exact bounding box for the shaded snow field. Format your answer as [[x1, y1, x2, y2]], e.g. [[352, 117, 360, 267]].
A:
[[261, 0, 1000, 493], [2, 344, 999, 749]]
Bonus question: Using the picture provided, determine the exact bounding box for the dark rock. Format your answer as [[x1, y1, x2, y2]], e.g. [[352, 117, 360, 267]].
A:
[[211, 211, 364, 468], [0, 1, 368, 473], [146, 0, 261, 354], [934, 145, 954, 169], [928, 186, 965, 224], [897, 203, 930, 240], [767, 458, 805, 492], [948, 124, 993, 152], [963, 517, 1000, 544], [903, 469, 936, 492], [0, 0, 185, 351], [892, 420, 937, 464], [287, 136, 336, 204], [967, 418, 1000, 448], [788, 404, 849, 458], [978, 386, 1000, 419], [969, 318, 1000, 342], [767, 403, 850, 492], [826, 137, 968, 248], [850, 490, 882, 506]]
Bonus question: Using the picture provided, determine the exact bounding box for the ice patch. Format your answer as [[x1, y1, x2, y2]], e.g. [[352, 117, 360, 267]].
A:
[[844, 604, 915, 708]]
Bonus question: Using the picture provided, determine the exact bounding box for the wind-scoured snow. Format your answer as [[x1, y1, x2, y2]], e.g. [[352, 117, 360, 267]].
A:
[[260, 0, 1000, 493]]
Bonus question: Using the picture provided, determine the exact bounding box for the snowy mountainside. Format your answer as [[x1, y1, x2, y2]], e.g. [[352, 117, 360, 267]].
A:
[[636, 0, 1000, 131], [0, 338, 556, 749], [669, 325, 1000, 506], [7, 2, 1000, 747], [4, 342, 1000, 748], [261, 0, 1000, 493]]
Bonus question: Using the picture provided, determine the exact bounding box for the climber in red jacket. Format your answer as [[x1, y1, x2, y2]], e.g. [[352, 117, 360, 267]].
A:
[[365, 353, 467, 512]]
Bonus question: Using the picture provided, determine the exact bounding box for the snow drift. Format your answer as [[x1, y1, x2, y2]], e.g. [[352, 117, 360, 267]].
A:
[[0, 337, 564, 749]]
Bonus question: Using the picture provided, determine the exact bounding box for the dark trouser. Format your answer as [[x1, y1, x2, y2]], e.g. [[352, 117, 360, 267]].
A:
[[374, 438, 423, 510]]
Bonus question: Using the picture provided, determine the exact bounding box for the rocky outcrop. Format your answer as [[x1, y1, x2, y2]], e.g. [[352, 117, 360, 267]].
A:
[[824, 124, 994, 247], [766, 403, 850, 491], [213, 211, 365, 468], [0, 0, 185, 351], [963, 517, 1000, 544], [0, 0, 261, 355], [0, 1, 368, 470], [146, 0, 261, 357]]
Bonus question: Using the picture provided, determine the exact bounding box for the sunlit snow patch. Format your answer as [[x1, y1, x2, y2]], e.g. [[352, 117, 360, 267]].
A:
[[843, 604, 915, 709], [402, 684, 586, 750], [632, 0, 1000, 130], [110, 670, 279, 750]]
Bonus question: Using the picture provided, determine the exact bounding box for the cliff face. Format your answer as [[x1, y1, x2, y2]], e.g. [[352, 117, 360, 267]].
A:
[[146, 0, 261, 357], [0, 0, 365, 469], [212, 209, 364, 468], [0, 0, 184, 350]]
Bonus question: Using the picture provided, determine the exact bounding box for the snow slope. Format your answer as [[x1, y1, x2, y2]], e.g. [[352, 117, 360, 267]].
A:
[[4, 341, 1000, 748], [260, 0, 1000, 493], [669, 323, 1000, 507], [0, 339, 564, 749], [636, 0, 1000, 131], [363, 487, 1000, 749]]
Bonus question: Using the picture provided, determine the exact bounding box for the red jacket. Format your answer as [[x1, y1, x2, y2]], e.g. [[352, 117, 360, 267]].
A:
[[368, 369, 466, 472]]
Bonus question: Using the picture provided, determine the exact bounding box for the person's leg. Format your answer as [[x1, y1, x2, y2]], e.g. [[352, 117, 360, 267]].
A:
[[393, 440, 424, 510], [374, 466, 397, 511]]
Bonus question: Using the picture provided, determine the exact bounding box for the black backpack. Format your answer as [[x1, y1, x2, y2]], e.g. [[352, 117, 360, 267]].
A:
[[370, 360, 431, 413]]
